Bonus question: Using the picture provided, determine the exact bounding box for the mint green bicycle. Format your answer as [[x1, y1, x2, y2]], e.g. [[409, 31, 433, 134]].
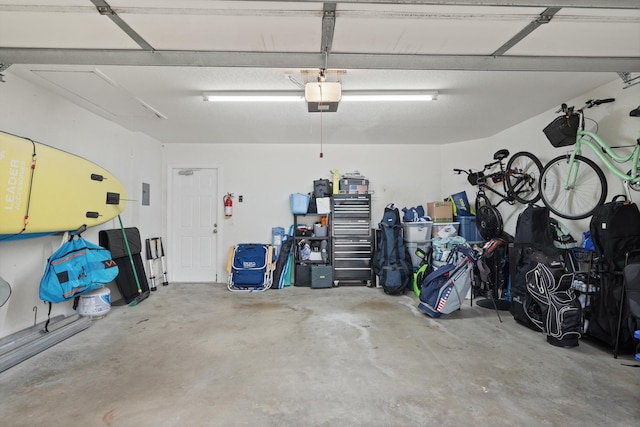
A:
[[539, 98, 640, 219]]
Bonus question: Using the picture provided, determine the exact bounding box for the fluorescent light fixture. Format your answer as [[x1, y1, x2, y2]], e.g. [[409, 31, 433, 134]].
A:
[[202, 90, 438, 103], [203, 91, 303, 102], [341, 91, 438, 102]]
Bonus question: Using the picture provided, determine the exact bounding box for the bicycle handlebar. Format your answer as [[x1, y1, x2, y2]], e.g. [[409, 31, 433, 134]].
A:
[[556, 98, 615, 114], [585, 98, 615, 108]]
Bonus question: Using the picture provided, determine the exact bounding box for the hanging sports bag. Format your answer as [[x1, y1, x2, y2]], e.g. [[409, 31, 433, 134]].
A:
[[40, 234, 119, 304]]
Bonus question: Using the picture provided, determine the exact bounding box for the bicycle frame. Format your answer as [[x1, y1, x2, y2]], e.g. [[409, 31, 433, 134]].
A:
[[564, 124, 640, 190], [461, 157, 537, 207], [477, 182, 511, 207]]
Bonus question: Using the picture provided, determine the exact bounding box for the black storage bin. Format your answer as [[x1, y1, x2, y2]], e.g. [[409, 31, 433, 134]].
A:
[[295, 263, 311, 287]]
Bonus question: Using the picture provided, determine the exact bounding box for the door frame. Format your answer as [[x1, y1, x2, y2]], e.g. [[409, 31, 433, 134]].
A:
[[167, 164, 223, 283]]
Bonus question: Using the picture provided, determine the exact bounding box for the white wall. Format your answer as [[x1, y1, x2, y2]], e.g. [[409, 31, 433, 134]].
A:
[[161, 143, 443, 281], [441, 79, 640, 240], [163, 78, 640, 283], [0, 75, 163, 337], [2, 72, 637, 339]]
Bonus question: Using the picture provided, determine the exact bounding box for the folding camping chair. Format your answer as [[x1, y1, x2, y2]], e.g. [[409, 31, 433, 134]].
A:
[[227, 243, 277, 292], [614, 250, 640, 358]]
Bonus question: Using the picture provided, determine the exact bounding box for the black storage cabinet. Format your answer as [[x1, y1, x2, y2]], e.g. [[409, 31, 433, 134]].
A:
[[331, 194, 373, 286]]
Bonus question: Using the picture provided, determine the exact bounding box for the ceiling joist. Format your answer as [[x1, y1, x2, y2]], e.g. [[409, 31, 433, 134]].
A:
[[212, 0, 640, 9], [491, 7, 561, 56], [1, 48, 638, 73], [321, 3, 337, 53], [89, 0, 155, 51]]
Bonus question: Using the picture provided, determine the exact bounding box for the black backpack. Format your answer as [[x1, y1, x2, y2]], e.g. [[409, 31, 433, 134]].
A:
[[589, 196, 640, 272], [373, 205, 413, 295], [513, 204, 554, 246]]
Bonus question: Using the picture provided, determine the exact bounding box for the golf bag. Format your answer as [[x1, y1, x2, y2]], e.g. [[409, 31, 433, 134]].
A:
[[373, 205, 414, 295], [587, 198, 640, 351], [510, 205, 565, 329], [525, 262, 582, 347], [418, 245, 476, 318]]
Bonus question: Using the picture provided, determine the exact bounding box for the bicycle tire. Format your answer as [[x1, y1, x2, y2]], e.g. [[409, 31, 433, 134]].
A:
[[506, 151, 543, 204], [474, 191, 491, 216], [539, 154, 608, 220], [476, 204, 503, 241]]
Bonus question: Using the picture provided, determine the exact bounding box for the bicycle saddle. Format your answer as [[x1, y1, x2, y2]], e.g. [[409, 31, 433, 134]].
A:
[[493, 149, 510, 161]]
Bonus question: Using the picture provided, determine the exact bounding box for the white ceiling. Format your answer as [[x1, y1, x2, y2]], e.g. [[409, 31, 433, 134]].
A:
[[1, 0, 639, 145]]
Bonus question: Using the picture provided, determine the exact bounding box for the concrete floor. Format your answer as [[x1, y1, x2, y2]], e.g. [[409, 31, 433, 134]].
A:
[[1, 283, 639, 427]]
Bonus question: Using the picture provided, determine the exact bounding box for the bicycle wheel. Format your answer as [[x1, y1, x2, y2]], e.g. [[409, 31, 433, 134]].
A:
[[539, 154, 607, 220], [506, 151, 543, 204], [476, 204, 503, 241], [474, 191, 491, 215]]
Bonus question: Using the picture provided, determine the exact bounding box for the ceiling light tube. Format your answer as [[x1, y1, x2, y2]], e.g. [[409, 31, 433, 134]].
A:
[[203, 91, 303, 102], [341, 91, 438, 102], [203, 90, 438, 103]]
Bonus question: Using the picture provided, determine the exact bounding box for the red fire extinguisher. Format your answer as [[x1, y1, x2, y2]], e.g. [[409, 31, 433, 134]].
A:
[[223, 193, 233, 218]]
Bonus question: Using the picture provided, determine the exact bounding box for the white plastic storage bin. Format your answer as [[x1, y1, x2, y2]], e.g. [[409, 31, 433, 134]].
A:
[[431, 222, 460, 239], [405, 241, 431, 269], [402, 222, 433, 243]]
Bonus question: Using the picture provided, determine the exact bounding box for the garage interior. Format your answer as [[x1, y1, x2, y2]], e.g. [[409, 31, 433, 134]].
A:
[[1, 1, 640, 425]]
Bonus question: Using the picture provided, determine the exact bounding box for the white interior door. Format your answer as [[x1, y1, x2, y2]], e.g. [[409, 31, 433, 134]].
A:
[[170, 168, 218, 282]]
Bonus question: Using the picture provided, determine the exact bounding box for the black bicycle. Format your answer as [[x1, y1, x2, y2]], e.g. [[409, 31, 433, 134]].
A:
[[454, 149, 543, 240]]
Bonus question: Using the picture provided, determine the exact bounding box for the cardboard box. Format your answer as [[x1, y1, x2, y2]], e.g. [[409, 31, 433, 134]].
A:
[[427, 201, 453, 223]]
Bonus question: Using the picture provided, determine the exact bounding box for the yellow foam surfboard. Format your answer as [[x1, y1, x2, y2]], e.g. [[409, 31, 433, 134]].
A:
[[0, 131, 126, 240]]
